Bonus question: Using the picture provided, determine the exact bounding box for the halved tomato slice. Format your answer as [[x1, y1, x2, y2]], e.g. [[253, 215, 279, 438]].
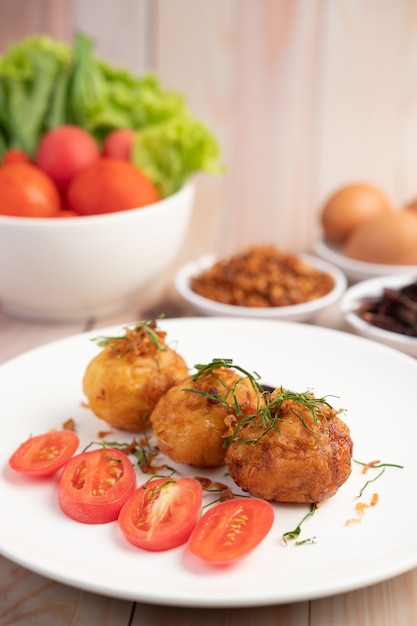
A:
[[58, 447, 136, 524], [188, 498, 274, 565], [118, 477, 203, 551], [8, 430, 79, 477]]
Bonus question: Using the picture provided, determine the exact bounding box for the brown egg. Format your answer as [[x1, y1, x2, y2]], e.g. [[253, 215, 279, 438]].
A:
[[343, 210, 417, 264], [321, 183, 392, 245], [405, 198, 417, 214]]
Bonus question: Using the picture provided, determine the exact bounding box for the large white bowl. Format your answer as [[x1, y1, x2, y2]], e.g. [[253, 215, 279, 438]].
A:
[[340, 273, 417, 357], [0, 183, 194, 322], [314, 238, 417, 283], [175, 252, 347, 322]]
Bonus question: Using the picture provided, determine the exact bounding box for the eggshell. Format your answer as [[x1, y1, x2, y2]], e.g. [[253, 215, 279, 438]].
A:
[[405, 199, 417, 215], [343, 210, 417, 264], [321, 183, 392, 245]]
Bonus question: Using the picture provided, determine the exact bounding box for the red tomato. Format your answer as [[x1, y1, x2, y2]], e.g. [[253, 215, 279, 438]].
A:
[[8, 431, 79, 477], [56, 208, 80, 218], [118, 477, 203, 551], [188, 498, 274, 565], [2, 148, 30, 165], [0, 162, 61, 217], [59, 448, 136, 524], [35, 125, 100, 191], [102, 129, 136, 160], [67, 157, 160, 215]]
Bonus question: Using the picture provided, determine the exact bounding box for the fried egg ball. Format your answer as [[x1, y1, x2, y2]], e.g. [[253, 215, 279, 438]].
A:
[[82, 322, 189, 432], [150, 365, 264, 468], [225, 389, 352, 503]]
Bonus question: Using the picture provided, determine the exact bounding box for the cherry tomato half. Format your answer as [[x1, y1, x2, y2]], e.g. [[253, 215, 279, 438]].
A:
[[58, 447, 136, 524], [8, 430, 80, 477], [118, 477, 203, 551], [188, 498, 275, 565]]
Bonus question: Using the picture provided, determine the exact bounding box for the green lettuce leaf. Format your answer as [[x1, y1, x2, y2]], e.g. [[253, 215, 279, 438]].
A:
[[132, 115, 224, 197]]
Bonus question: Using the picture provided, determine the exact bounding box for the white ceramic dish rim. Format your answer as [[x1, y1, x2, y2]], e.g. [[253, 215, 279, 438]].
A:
[[314, 238, 417, 277], [0, 182, 193, 228], [175, 252, 347, 319], [1, 317, 417, 607], [340, 273, 417, 351]]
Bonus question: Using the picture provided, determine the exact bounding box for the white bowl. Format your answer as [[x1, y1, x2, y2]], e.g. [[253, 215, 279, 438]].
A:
[[313, 238, 417, 284], [0, 183, 194, 322], [175, 252, 347, 322], [340, 273, 417, 357]]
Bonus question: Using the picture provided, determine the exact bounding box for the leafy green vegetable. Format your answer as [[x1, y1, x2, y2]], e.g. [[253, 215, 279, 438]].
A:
[[0, 32, 223, 195], [0, 36, 70, 155], [132, 115, 224, 196]]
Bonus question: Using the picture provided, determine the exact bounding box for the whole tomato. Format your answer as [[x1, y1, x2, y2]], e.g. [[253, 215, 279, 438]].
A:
[[102, 129, 136, 160], [67, 158, 160, 215], [35, 125, 100, 192], [0, 162, 61, 217], [2, 149, 31, 165]]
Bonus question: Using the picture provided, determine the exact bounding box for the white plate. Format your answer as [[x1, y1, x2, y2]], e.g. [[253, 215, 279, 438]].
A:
[[175, 252, 347, 322], [314, 238, 417, 283], [340, 273, 417, 357], [0, 317, 416, 608]]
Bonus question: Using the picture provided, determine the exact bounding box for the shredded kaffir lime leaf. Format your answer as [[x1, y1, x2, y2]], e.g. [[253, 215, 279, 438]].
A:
[[283, 503, 318, 545], [90, 318, 167, 358]]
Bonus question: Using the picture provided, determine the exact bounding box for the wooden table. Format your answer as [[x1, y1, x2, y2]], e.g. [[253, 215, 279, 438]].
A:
[[1, 294, 417, 626]]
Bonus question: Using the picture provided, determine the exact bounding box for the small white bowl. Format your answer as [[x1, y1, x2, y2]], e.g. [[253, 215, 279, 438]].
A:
[[0, 183, 194, 323], [340, 274, 417, 357], [175, 252, 347, 322], [314, 238, 417, 283]]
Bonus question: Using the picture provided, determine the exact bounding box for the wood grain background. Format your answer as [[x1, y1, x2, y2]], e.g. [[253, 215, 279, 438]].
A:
[[1, 0, 417, 264]]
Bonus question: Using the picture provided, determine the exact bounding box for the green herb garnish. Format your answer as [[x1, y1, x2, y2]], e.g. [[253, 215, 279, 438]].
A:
[[225, 387, 340, 448], [183, 358, 263, 420], [90, 319, 167, 358], [192, 358, 261, 386], [353, 458, 404, 499], [147, 478, 177, 499], [355, 468, 386, 499], [353, 459, 404, 471], [193, 475, 249, 509], [186, 359, 340, 448], [83, 434, 174, 475], [283, 503, 318, 545]]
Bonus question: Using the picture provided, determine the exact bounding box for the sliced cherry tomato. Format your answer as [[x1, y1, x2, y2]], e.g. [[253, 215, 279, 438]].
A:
[[8, 431, 79, 477], [118, 477, 203, 551], [188, 498, 274, 565], [58, 447, 136, 524]]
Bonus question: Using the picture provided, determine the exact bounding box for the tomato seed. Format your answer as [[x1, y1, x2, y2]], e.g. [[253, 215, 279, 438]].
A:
[[39, 446, 59, 460]]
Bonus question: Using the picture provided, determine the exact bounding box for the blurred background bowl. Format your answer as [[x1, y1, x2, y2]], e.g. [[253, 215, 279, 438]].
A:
[[175, 252, 347, 322], [314, 238, 417, 284], [0, 183, 194, 323], [340, 273, 417, 357]]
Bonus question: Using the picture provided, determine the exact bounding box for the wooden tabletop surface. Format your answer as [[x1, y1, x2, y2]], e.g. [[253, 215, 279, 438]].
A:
[[1, 292, 417, 626]]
